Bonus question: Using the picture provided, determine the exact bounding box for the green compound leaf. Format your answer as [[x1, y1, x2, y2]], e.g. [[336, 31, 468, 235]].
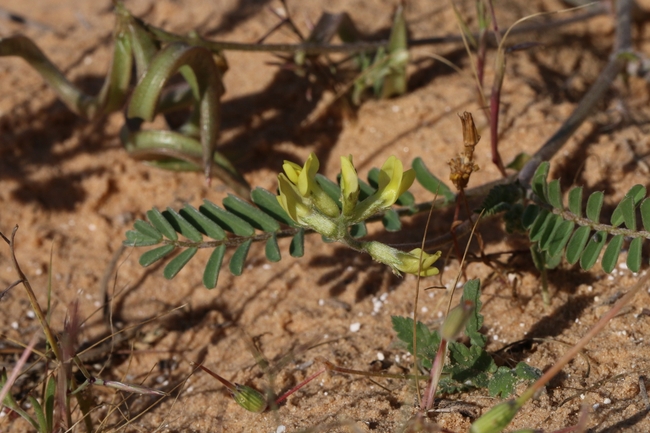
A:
[[531, 161, 550, 203], [601, 234, 623, 273], [265, 234, 281, 262], [515, 362, 542, 381], [290, 229, 305, 258], [203, 244, 226, 289], [412, 157, 455, 203], [391, 316, 440, 369], [538, 214, 563, 252], [521, 204, 540, 229], [627, 237, 642, 273], [164, 207, 203, 242], [223, 194, 281, 233], [163, 247, 197, 279], [568, 186, 583, 216], [547, 220, 575, 258], [201, 200, 255, 236], [139, 244, 175, 267], [566, 226, 591, 265], [180, 204, 226, 240], [230, 239, 252, 276], [251, 187, 296, 226], [610, 196, 636, 230], [641, 198, 650, 232], [580, 231, 607, 271], [134, 219, 162, 240], [382, 208, 402, 231], [528, 208, 552, 243], [124, 230, 160, 247], [585, 191, 604, 222], [546, 179, 563, 209], [488, 367, 517, 398], [147, 208, 178, 240]]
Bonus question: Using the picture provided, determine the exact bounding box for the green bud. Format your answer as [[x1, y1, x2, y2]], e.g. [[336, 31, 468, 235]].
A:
[[470, 399, 521, 433], [231, 384, 267, 413], [440, 300, 474, 341]]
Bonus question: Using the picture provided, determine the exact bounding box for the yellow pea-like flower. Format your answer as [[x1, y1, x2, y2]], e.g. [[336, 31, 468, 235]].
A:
[[340, 155, 360, 217]]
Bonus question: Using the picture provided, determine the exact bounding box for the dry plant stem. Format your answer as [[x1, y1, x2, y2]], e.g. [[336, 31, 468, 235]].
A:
[[518, 0, 632, 186], [0, 227, 61, 361], [411, 200, 437, 407], [144, 6, 605, 55], [0, 334, 38, 408], [420, 338, 448, 411], [517, 271, 650, 407]]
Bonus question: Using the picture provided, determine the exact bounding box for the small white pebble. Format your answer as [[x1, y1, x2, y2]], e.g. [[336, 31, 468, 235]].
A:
[[391, 105, 400, 113], [402, 146, 409, 153], [276, 426, 286, 433], [575, 318, 580, 324], [380, 292, 388, 302], [603, 398, 611, 404], [593, 403, 600, 410], [350, 322, 361, 333], [26, 310, 35, 319], [11, 321, 18, 330], [437, 311, 443, 318], [318, 299, 325, 306], [394, 355, 400, 363], [358, 312, 363, 317], [519, 323, 525, 327], [594, 296, 600, 302], [619, 262, 628, 270], [323, 391, 328, 396], [186, 386, 194, 393], [88, 224, 97, 231], [580, 394, 585, 400], [607, 275, 614, 281], [493, 335, 499, 341], [262, 264, 271, 270], [34, 268, 43, 276], [587, 285, 593, 292], [421, 306, 428, 313], [377, 352, 385, 361]]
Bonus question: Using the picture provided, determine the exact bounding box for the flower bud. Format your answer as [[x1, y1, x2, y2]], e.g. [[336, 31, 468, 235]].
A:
[[231, 384, 268, 413], [440, 300, 474, 341], [470, 399, 522, 433]]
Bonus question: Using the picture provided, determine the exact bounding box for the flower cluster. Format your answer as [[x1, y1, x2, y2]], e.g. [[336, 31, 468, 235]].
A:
[[276, 153, 440, 277]]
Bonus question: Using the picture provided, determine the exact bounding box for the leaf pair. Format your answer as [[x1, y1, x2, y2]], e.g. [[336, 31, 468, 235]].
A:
[[124, 188, 305, 288]]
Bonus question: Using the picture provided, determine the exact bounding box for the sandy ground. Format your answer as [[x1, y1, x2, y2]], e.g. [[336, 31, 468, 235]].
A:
[[1, 0, 650, 432]]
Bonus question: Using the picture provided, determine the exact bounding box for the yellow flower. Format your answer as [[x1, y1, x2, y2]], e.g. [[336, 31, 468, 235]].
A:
[[277, 174, 311, 224], [340, 155, 359, 217], [376, 156, 415, 208], [277, 153, 342, 235], [350, 156, 415, 223], [364, 242, 440, 277], [394, 248, 441, 277]]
